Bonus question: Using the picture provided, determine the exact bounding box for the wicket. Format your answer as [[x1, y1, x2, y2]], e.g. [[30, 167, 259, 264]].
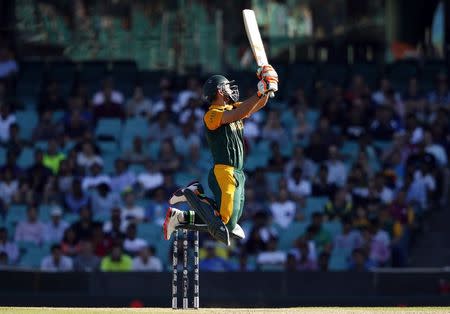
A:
[[172, 227, 199, 309]]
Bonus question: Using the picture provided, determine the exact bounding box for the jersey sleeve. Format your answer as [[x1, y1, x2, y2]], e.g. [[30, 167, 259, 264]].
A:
[[204, 109, 223, 130]]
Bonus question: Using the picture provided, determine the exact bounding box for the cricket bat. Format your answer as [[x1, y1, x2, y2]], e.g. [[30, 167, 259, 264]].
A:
[[242, 9, 275, 98]]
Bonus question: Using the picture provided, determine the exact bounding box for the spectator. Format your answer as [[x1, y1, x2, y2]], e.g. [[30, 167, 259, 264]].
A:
[[132, 246, 163, 271], [152, 89, 180, 115], [372, 77, 401, 106], [1, 150, 23, 177], [261, 111, 287, 144], [157, 139, 181, 173], [325, 145, 347, 187], [103, 207, 127, 239], [92, 222, 113, 257], [424, 130, 447, 166], [177, 77, 201, 109], [306, 213, 332, 253], [110, 159, 136, 193], [6, 123, 25, 156], [333, 218, 363, 255], [0, 47, 18, 80], [136, 160, 164, 193], [311, 165, 337, 198], [14, 205, 45, 244], [344, 97, 369, 139], [123, 223, 147, 256], [148, 111, 180, 141], [56, 159, 74, 194], [64, 109, 90, 141], [0, 227, 19, 264], [77, 142, 103, 171], [256, 237, 287, 270], [71, 207, 96, 241], [100, 244, 132, 272], [92, 93, 125, 123], [284, 146, 316, 180], [173, 122, 201, 157], [121, 190, 145, 224], [0, 104, 16, 143], [92, 78, 124, 107], [292, 110, 312, 141], [60, 227, 80, 257], [348, 248, 374, 271], [267, 142, 287, 173], [293, 237, 318, 271], [123, 136, 147, 164], [43, 140, 66, 174], [82, 163, 111, 191], [368, 219, 391, 267], [178, 97, 204, 129], [270, 188, 296, 229], [73, 241, 100, 272], [44, 207, 69, 244], [324, 188, 353, 220], [38, 80, 67, 113], [369, 105, 401, 141], [41, 244, 73, 272], [90, 183, 121, 219], [64, 179, 90, 214], [245, 212, 278, 254], [146, 187, 169, 224], [33, 110, 63, 141], [287, 167, 312, 200], [0, 167, 18, 205], [428, 72, 450, 108], [200, 241, 234, 272], [27, 149, 53, 197], [126, 85, 152, 117]]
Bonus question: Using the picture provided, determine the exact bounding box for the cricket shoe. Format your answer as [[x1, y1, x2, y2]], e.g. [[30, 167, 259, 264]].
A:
[[169, 181, 204, 205], [163, 207, 184, 240], [231, 224, 245, 240]]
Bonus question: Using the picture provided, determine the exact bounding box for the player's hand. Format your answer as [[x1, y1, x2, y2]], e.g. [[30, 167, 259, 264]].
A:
[[257, 78, 278, 97], [256, 64, 278, 82]]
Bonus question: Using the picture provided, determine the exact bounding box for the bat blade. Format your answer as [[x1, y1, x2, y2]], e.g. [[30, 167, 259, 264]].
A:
[[242, 9, 274, 97]]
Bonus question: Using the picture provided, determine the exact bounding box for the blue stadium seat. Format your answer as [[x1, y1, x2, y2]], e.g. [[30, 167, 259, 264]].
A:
[[17, 147, 35, 168], [137, 223, 161, 242], [304, 197, 328, 219], [277, 221, 308, 250], [328, 247, 352, 271], [63, 213, 79, 224], [148, 141, 160, 160], [175, 172, 197, 187], [95, 118, 122, 142], [128, 164, 145, 175], [6, 204, 28, 225], [34, 141, 48, 151], [38, 204, 52, 222], [323, 220, 343, 239], [265, 172, 282, 193], [98, 141, 119, 154], [20, 246, 47, 268], [0, 147, 6, 165], [15, 110, 38, 140]]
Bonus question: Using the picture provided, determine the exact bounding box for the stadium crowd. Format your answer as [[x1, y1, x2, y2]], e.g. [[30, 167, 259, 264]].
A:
[[0, 45, 449, 272]]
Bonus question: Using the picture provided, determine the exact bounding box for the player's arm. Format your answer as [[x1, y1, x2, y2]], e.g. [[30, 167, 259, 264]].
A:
[[247, 93, 269, 116], [221, 94, 267, 124]]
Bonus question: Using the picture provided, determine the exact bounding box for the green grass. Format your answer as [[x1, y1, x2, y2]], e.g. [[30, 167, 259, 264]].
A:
[[1, 307, 450, 314]]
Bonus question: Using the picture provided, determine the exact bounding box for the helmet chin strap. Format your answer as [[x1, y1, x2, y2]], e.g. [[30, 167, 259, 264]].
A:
[[219, 81, 239, 103]]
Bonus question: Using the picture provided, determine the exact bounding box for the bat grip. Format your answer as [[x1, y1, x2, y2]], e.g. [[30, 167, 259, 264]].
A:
[[269, 91, 275, 98]]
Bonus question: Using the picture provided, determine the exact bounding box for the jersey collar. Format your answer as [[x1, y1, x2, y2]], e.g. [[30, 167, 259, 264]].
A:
[[209, 103, 235, 111]]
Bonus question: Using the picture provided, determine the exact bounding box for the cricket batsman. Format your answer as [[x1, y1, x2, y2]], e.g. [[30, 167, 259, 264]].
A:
[[163, 65, 278, 245]]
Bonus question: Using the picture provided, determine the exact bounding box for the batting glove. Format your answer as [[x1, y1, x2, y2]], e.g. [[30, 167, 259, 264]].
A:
[[257, 78, 278, 97], [256, 64, 279, 82]]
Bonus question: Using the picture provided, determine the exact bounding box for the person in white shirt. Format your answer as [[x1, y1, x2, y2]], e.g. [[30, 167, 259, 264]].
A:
[[132, 246, 163, 272], [424, 130, 448, 166], [92, 78, 124, 106], [136, 160, 164, 192], [270, 188, 296, 229], [126, 85, 152, 117], [0, 227, 19, 264], [0, 104, 16, 143], [110, 159, 136, 193], [0, 168, 18, 205], [284, 146, 316, 180], [40, 244, 73, 272], [14, 206, 45, 244], [121, 190, 145, 223], [369, 220, 391, 266], [326, 145, 348, 187], [77, 142, 104, 171], [287, 167, 312, 200], [44, 207, 69, 243], [82, 163, 111, 191], [123, 223, 147, 256]]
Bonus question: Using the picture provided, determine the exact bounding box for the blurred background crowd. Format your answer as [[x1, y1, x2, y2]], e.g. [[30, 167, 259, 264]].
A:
[[0, 0, 448, 273]]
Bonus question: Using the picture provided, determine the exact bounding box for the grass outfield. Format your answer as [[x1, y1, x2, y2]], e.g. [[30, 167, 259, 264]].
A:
[[1, 308, 450, 314]]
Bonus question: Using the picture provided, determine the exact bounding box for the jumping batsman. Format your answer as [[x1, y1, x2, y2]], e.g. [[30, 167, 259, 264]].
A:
[[163, 65, 278, 245]]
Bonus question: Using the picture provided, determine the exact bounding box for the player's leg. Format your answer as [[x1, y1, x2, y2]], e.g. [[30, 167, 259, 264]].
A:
[[226, 169, 246, 239]]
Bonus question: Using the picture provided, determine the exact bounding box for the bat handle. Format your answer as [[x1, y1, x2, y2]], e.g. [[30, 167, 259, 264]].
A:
[[269, 91, 275, 98]]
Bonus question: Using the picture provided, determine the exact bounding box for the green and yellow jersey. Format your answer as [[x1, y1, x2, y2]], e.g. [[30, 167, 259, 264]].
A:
[[203, 102, 244, 170]]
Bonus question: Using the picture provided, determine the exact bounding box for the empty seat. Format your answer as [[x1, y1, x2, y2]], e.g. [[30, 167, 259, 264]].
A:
[[15, 110, 38, 140], [95, 118, 122, 142], [277, 221, 308, 250], [17, 147, 35, 168]]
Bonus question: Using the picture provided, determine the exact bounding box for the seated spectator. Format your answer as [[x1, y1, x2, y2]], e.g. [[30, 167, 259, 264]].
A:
[[344, 98, 369, 139], [90, 183, 121, 219], [41, 244, 73, 272], [100, 244, 132, 272], [132, 246, 163, 272], [74, 241, 100, 272], [1, 150, 23, 177], [0, 251, 9, 268], [123, 223, 147, 256], [287, 167, 312, 200], [312, 165, 337, 198], [157, 139, 181, 173], [60, 227, 80, 257], [325, 145, 347, 187], [372, 77, 401, 106], [93, 93, 125, 123], [256, 238, 287, 269], [0, 167, 18, 205], [146, 187, 169, 225], [148, 111, 180, 142], [245, 212, 278, 254], [178, 97, 204, 129], [121, 190, 145, 224], [428, 72, 450, 108], [160, 173, 177, 199], [352, 206, 370, 229], [123, 136, 147, 164], [267, 142, 287, 173], [64, 109, 90, 141], [348, 248, 374, 271], [6, 123, 25, 156], [173, 122, 201, 157], [324, 188, 353, 220], [284, 146, 316, 180], [64, 179, 90, 214], [82, 163, 111, 191], [56, 159, 74, 194], [404, 113, 424, 145], [200, 241, 234, 272], [77, 142, 103, 171], [292, 110, 312, 141], [372, 172, 394, 205], [0, 104, 16, 143], [182, 144, 207, 178], [270, 188, 296, 229], [136, 160, 164, 193], [0, 47, 18, 80], [91, 222, 113, 257], [292, 237, 318, 271], [306, 213, 332, 253], [368, 219, 391, 267], [152, 89, 181, 115], [71, 207, 96, 241], [14, 205, 45, 244], [177, 77, 201, 110], [126, 85, 152, 117], [44, 207, 69, 244], [333, 218, 363, 254], [43, 140, 66, 174], [33, 110, 63, 141], [0, 227, 19, 264], [38, 80, 67, 113], [424, 130, 447, 166], [304, 133, 327, 163], [389, 189, 415, 227], [103, 207, 127, 239], [110, 159, 136, 193], [92, 78, 124, 107], [369, 105, 401, 141], [347, 165, 370, 206], [317, 252, 330, 272], [261, 111, 287, 144], [27, 149, 53, 197]]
